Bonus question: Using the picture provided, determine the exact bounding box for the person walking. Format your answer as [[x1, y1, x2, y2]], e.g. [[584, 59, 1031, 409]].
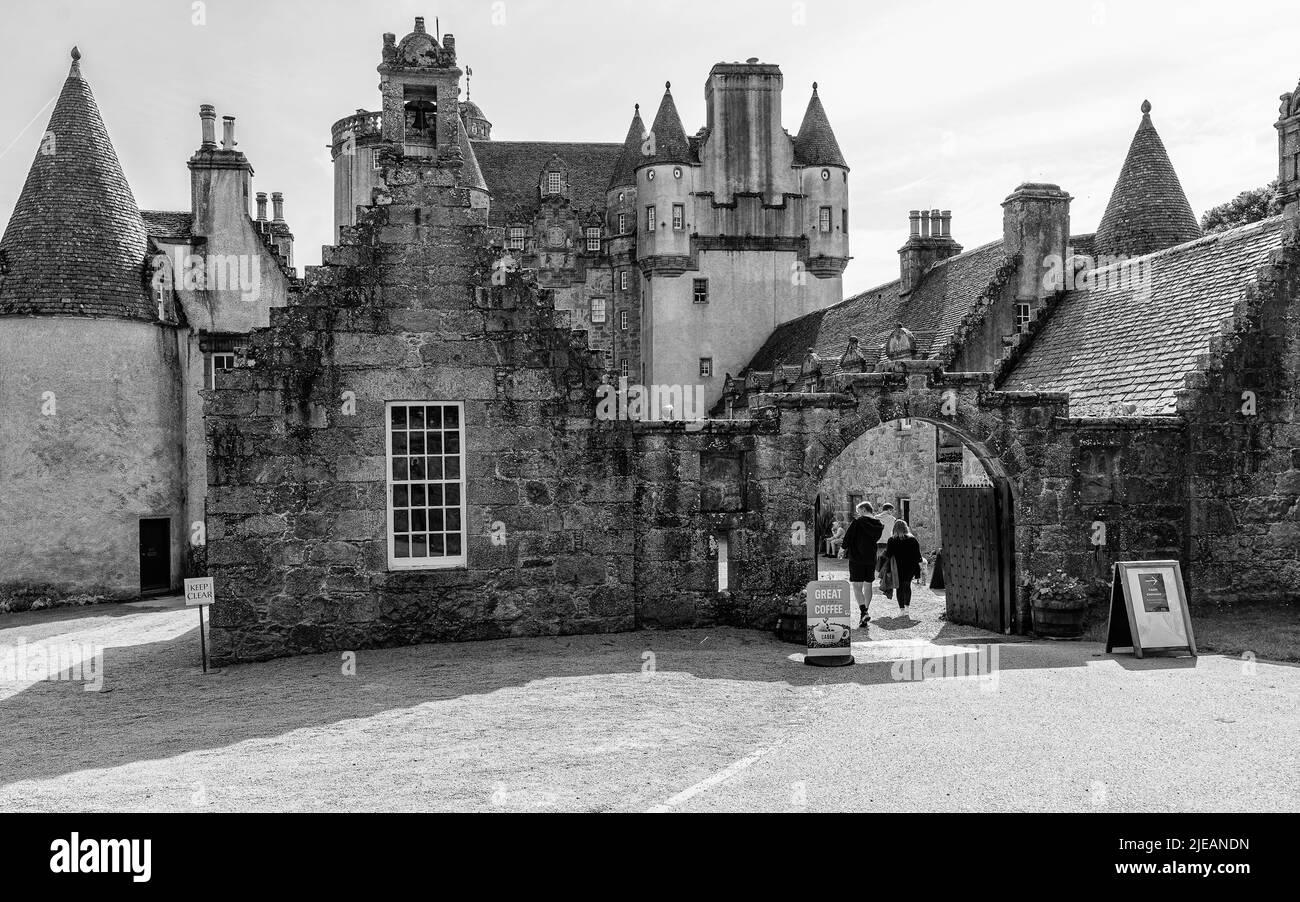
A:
[[841, 501, 884, 625], [882, 519, 924, 614]]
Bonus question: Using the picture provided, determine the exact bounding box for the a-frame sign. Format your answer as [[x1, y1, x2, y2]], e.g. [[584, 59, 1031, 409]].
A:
[[1105, 561, 1197, 658]]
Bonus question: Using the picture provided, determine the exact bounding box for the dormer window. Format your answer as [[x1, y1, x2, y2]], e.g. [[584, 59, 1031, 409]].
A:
[[508, 226, 526, 251], [546, 171, 562, 196], [585, 227, 601, 252]]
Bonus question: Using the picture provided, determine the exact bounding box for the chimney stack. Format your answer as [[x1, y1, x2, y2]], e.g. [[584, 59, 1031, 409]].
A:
[[255, 192, 268, 221], [898, 205, 963, 295], [199, 105, 217, 149], [221, 116, 237, 151], [271, 192, 285, 223], [1001, 182, 1071, 303]]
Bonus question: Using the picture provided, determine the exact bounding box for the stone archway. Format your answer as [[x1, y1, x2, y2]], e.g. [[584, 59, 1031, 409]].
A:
[[751, 364, 1066, 634]]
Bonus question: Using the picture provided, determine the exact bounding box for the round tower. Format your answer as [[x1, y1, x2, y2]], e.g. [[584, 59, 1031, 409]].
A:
[[794, 82, 850, 277], [636, 83, 696, 266]]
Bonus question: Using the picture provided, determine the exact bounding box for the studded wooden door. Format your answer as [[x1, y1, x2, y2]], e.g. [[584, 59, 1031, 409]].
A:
[[937, 485, 1004, 632]]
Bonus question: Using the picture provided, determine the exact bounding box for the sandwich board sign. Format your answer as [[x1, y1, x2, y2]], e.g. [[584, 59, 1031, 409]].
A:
[[184, 577, 216, 673], [1104, 561, 1196, 658], [804, 580, 855, 667]]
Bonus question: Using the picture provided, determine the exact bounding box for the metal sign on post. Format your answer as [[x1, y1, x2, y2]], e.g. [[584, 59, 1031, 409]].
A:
[[804, 579, 855, 667], [184, 577, 216, 673]]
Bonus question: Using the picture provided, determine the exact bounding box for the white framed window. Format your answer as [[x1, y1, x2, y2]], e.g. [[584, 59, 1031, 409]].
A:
[[209, 352, 237, 390], [618, 212, 630, 234], [620, 270, 629, 291], [386, 401, 466, 570], [508, 226, 526, 251], [619, 310, 628, 331], [621, 359, 630, 377], [590, 297, 607, 323], [819, 206, 832, 232], [585, 227, 601, 252], [546, 171, 562, 195], [646, 205, 656, 232], [1015, 302, 1032, 333], [699, 357, 713, 378], [693, 278, 709, 305], [672, 204, 685, 231], [897, 417, 914, 433]]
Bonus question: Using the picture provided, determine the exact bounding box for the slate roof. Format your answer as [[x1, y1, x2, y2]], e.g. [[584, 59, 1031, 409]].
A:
[[141, 210, 193, 240], [792, 84, 847, 169], [0, 51, 152, 320], [1002, 215, 1287, 414], [1093, 101, 1201, 258], [608, 105, 646, 190], [744, 239, 1010, 374], [472, 141, 622, 225], [642, 84, 693, 166]]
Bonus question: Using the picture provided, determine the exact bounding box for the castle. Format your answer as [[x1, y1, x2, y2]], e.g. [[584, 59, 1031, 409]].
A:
[[3, 19, 1300, 662], [329, 18, 848, 410]]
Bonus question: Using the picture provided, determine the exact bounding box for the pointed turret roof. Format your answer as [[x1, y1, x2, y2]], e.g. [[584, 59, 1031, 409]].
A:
[[792, 83, 847, 169], [1093, 100, 1200, 258], [0, 49, 151, 319], [0, 49, 151, 320], [457, 116, 488, 193], [640, 83, 692, 167], [608, 104, 646, 190]]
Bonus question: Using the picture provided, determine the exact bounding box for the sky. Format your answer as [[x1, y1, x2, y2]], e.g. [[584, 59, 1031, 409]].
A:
[[1, 0, 1297, 296]]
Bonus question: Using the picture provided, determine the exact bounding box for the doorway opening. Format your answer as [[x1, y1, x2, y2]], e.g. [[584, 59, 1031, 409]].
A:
[[139, 518, 172, 594], [813, 418, 1016, 633]]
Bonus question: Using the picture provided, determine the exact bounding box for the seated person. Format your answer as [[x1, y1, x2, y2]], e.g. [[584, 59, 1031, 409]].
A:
[[824, 521, 845, 557]]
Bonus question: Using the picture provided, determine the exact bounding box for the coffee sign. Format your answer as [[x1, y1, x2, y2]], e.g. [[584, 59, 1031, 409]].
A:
[[804, 580, 854, 667]]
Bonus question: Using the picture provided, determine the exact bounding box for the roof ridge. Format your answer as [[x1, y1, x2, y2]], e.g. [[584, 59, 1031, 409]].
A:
[[839, 238, 1005, 307], [1085, 213, 1286, 273]]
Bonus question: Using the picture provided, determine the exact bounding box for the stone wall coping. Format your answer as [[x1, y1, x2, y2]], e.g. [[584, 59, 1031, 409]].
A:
[[750, 391, 859, 409], [1058, 415, 1185, 430], [981, 390, 1071, 406], [628, 418, 771, 434]]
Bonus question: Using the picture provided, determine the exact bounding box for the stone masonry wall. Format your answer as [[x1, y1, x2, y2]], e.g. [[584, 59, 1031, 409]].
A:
[[1177, 242, 1300, 606]]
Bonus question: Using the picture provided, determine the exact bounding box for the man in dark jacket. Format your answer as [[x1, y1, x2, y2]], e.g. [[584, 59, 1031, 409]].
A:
[[841, 502, 884, 624]]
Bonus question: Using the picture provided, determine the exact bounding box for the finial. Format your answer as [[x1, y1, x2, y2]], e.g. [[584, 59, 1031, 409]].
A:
[[68, 46, 81, 77], [1141, 99, 1152, 115], [71, 46, 81, 61], [635, 103, 640, 113], [812, 81, 819, 94], [665, 81, 671, 92]]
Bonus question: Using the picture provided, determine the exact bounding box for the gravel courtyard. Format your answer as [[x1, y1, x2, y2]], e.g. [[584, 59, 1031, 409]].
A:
[[2, 591, 1297, 813]]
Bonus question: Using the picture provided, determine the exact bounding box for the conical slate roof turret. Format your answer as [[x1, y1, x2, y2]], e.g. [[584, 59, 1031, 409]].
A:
[[1093, 100, 1200, 258], [639, 82, 692, 167], [0, 48, 152, 319], [793, 83, 848, 169], [609, 104, 646, 189]]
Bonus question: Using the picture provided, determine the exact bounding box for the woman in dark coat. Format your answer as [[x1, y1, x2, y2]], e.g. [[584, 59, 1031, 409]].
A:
[[882, 520, 924, 613]]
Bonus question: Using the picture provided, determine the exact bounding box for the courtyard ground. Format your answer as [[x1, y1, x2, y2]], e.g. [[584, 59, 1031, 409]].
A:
[[1, 578, 1297, 813]]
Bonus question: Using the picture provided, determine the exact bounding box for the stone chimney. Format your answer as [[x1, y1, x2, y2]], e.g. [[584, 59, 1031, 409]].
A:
[[271, 191, 285, 223], [189, 104, 253, 236], [1276, 79, 1300, 239], [269, 192, 293, 268], [899, 208, 963, 294], [199, 104, 217, 149], [1001, 183, 1071, 303], [255, 191, 268, 222]]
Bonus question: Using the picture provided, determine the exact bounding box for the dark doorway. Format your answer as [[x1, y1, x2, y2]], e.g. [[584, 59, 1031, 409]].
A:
[[139, 518, 172, 593], [937, 484, 1013, 632]]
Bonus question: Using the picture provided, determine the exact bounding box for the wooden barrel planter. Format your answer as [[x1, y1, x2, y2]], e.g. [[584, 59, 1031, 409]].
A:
[[1031, 599, 1087, 638], [775, 597, 806, 644]]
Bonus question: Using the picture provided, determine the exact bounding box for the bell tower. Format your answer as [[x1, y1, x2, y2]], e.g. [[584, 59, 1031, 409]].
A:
[[378, 17, 464, 166]]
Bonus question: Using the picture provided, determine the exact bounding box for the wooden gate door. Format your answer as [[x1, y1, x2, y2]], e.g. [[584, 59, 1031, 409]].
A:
[[937, 486, 1004, 632]]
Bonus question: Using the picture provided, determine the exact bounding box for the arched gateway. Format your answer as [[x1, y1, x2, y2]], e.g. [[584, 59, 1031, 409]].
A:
[[748, 357, 1068, 635]]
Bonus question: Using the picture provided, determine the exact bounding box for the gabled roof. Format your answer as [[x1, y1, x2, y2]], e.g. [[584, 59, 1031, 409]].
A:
[[1093, 101, 1201, 258], [1002, 215, 1287, 415], [0, 49, 152, 320], [792, 83, 847, 169], [141, 210, 193, 240], [472, 141, 622, 225], [608, 105, 646, 190], [641, 83, 692, 166], [743, 239, 1009, 374]]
